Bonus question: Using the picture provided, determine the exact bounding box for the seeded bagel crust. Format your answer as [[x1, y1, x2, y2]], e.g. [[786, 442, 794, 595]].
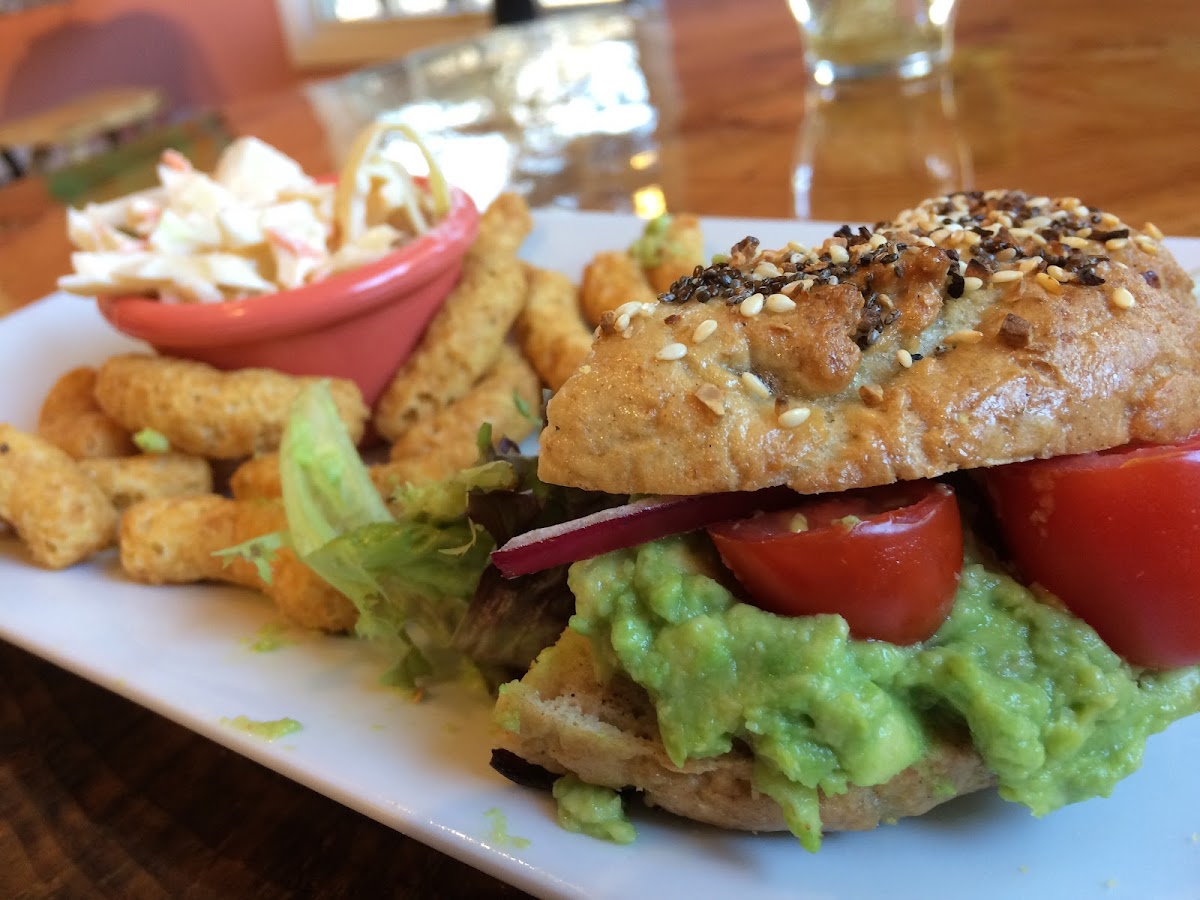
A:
[[494, 629, 996, 832], [539, 192, 1200, 496]]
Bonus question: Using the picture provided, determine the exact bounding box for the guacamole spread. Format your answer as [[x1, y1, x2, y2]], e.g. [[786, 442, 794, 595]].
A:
[[567, 535, 1200, 850], [552, 775, 637, 844]]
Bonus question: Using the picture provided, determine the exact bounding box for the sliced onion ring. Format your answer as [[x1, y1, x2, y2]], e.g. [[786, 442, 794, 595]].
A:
[[490, 486, 800, 578]]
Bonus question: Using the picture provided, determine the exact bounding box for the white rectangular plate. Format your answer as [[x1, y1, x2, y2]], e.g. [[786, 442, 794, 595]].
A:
[[3, 212, 1199, 899]]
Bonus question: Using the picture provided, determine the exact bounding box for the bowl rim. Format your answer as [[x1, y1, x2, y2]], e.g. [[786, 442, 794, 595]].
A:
[[96, 183, 479, 347]]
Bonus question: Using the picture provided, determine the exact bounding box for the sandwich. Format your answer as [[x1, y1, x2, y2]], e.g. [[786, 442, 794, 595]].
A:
[[486, 190, 1200, 849]]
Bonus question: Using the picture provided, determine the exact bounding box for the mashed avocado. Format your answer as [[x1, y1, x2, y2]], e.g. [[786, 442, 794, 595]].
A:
[[567, 535, 1200, 850], [552, 775, 637, 844]]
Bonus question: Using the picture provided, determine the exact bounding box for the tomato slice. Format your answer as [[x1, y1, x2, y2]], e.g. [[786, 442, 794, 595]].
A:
[[707, 482, 963, 644], [984, 434, 1200, 669]]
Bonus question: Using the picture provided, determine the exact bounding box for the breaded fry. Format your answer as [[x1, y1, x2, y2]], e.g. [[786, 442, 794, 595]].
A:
[[94, 353, 368, 459], [79, 454, 213, 511], [373, 193, 533, 441], [644, 213, 704, 295], [37, 366, 135, 459], [230, 454, 283, 501], [0, 424, 118, 568], [579, 250, 656, 327], [119, 495, 356, 632], [375, 345, 539, 489], [516, 265, 594, 391]]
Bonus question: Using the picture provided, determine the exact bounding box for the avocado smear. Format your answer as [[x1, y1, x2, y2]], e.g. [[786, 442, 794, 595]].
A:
[[552, 775, 636, 844], [567, 535, 1200, 851]]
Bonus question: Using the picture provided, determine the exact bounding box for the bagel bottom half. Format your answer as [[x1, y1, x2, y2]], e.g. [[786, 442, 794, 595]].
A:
[[493, 628, 996, 833]]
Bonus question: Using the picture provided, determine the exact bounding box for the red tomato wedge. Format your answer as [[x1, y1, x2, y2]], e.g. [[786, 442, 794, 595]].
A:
[[707, 482, 963, 644], [985, 433, 1200, 669]]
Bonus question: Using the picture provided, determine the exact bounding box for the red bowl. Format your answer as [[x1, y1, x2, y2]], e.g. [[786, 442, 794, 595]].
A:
[[97, 184, 479, 406]]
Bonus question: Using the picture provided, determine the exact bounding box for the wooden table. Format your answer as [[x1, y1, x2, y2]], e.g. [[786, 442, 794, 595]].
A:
[[3, 1, 1199, 896]]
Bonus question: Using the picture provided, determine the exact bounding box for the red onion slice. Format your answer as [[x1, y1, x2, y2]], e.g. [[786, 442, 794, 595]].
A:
[[491, 486, 800, 578]]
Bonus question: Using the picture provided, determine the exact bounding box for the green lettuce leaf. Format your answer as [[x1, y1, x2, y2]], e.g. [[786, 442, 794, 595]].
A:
[[277, 383, 515, 689]]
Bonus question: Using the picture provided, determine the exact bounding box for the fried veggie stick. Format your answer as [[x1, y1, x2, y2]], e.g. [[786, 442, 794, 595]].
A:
[[373, 345, 540, 492], [373, 193, 533, 441], [0, 424, 118, 568], [642, 213, 704, 295], [230, 454, 283, 501], [37, 366, 135, 459], [579, 250, 657, 327], [79, 454, 213, 511], [94, 353, 368, 459], [119, 495, 357, 632], [516, 265, 594, 391]]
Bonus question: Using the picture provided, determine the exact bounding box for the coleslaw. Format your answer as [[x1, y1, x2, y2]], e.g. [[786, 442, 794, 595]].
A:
[[58, 124, 451, 304]]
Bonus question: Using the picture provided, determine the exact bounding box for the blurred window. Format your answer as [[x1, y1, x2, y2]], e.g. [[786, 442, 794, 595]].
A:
[[279, 0, 628, 66], [319, 0, 620, 21]]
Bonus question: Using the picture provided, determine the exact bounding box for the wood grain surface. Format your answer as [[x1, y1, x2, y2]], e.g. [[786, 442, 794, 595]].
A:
[[3, 0, 1200, 896], [1, 642, 527, 899]]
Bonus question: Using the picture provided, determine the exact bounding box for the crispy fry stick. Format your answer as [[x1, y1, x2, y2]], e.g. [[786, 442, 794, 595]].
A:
[[645, 213, 704, 295], [94, 353, 368, 459], [373, 193, 533, 441], [579, 250, 657, 327], [374, 345, 539, 491], [0, 424, 118, 568], [37, 366, 135, 459], [516, 265, 594, 391], [79, 454, 213, 511], [230, 454, 283, 501], [119, 495, 357, 632]]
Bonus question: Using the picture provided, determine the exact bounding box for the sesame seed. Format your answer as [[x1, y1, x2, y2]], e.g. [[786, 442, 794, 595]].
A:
[[1105, 237, 1129, 250], [1028, 196, 1051, 209], [916, 236, 936, 247], [945, 329, 984, 345], [1074, 206, 1090, 218], [1023, 215, 1052, 229], [741, 293, 765, 316], [656, 342, 687, 360], [1047, 265, 1070, 283], [741, 371, 772, 398], [780, 280, 803, 296], [1035, 271, 1063, 294], [1009, 227, 1034, 239], [995, 247, 1018, 262], [615, 300, 643, 319], [828, 244, 850, 264], [963, 276, 984, 293], [930, 228, 950, 243], [1099, 212, 1121, 228], [753, 261, 782, 279], [765, 293, 795, 313], [1144, 221, 1164, 240], [1061, 235, 1091, 249], [615, 312, 632, 331], [991, 269, 1024, 283], [1135, 236, 1159, 254], [1076, 226, 1093, 239], [1018, 258, 1040, 273], [778, 406, 812, 428], [896, 349, 913, 368], [868, 232, 888, 249], [1110, 287, 1136, 309], [786, 241, 808, 254], [692, 319, 718, 343]]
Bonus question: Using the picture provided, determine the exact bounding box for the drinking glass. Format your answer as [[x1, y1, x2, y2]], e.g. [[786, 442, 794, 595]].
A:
[[789, 0, 959, 84]]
